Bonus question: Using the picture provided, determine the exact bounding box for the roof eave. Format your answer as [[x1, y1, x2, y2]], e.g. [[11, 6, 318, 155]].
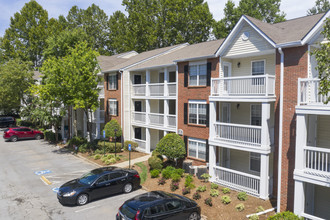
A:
[[174, 54, 216, 63]]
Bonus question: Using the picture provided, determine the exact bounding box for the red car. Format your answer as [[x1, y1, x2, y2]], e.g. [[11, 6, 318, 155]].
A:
[[3, 127, 43, 142]]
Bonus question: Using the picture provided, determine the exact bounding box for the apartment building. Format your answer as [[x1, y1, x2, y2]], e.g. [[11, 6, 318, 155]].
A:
[[96, 11, 329, 218]]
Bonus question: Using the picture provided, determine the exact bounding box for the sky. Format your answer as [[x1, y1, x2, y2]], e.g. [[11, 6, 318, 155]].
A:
[[0, 0, 317, 37]]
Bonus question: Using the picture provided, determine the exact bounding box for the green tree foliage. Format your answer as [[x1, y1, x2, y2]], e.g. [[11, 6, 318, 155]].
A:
[[312, 18, 330, 103], [110, 0, 214, 53], [307, 0, 330, 15], [104, 119, 122, 139], [0, 59, 34, 114], [0, 0, 49, 67], [66, 4, 110, 55], [213, 0, 286, 39], [155, 133, 186, 162]]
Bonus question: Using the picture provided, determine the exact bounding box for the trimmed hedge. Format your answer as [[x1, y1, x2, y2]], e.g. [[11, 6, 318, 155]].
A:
[[97, 141, 122, 153], [124, 141, 138, 151], [148, 156, 163, 170], [44, 130, 62, 142]]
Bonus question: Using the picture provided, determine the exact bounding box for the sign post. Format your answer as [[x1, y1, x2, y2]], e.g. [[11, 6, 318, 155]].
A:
[[128, 144, 131, 169], [103, 130, 106, 156]]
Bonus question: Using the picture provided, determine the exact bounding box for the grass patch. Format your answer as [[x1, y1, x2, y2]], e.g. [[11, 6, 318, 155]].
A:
[[135, 162, 147, 184]]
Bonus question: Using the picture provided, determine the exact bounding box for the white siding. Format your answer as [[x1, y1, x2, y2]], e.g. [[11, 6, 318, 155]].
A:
[[123, 70, 131, 141], [224, 23, 274, 57], [314, 185, 330, 219], [316, 115, 330, 148]]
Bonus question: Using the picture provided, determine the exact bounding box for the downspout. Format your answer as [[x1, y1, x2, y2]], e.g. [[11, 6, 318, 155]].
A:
[[277, 47, 284, 213], [120, 70, 124, 144]]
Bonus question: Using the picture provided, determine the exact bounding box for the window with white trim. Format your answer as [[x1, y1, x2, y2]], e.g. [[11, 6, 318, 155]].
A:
[[108, 74, 117, 90], [108, 99, 117, 116], [189, 101, 207, 125], [188, 138, 206, 160], [251, 60, 265, 75], [189, 64, 207, 86], [251, 104, 261, 126], [250, 152, 260, 172]]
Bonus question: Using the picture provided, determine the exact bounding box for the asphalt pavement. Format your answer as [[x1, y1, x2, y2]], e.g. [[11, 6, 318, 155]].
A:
[[0, 129, 146, 220]]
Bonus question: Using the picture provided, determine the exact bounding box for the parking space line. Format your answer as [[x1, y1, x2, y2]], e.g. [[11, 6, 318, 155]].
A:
[[75, 205, 100, 213], [40, 175, 52, 185]]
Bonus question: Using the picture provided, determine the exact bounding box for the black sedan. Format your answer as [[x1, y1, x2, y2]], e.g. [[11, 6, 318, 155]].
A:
[[57, 167, 140, 206], [116, 191, 201, 220]]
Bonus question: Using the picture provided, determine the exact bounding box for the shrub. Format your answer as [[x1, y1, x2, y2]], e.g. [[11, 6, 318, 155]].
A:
[[221, 195, 231, 204], [107, 154, 115, 159], [256, 206, 264, 213], [267, 211, 302, 220], [170, 182, 179, 191], [193, 192, 201, 200], [124, 141, 138, 151], [103, 119, 122, 139], [204, 197, 212, 207], [94, 149, 103, 155], [101, 156, 108, 163], [155, 133, 186, 162], [249, 215, 259, 220], [201, 173, 211, 182], [211, 183, 218, 189], [115, 156, 121, 161], [196, 186, 207, 192], [184, 175, 195, 189], [150, 169, 160, 178], [237, 192, 248, 201], [68, 136, 86, 147], [162, 169, 172, 179], [97, 141, 122, 153], [222, 187, 231, 194], [171, 173, 181, 182], [158, 177, 166, 185], [44, 130, 62, 143], [105, 160, 111, 165], [93, 154, 101, 160], [182, 187, 191, 195], [152, 151, 164, 161], [235, 203, 245, 212], [148, 156, 163, 170], [210, 189, 219, 197], [173, 168, 185, 177]]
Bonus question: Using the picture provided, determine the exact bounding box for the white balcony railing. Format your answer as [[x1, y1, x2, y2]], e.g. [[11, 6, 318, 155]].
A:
[[149, 113, 164, 126], [298, 78, 329, 106], [168, 83, 176, 96], [168, 115, 176, 127], [214, 166, 260, 196], [132, 83, 177, 97], [214, 122, 261, 146], [149, 83, 164, 96], [211, 74, 275, 97], [133, 138, 146, 150], [133, 112, 146, 123], [304, 146, 330, 174], [133, 84, 146, 96]]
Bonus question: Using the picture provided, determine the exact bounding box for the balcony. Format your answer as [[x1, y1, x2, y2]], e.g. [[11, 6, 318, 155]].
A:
[[298, 78, 329, 106], [132, 83, 177, 97], [210, 75, 275, 101], [213, 166, 260, 197], [132, 112, 176, 129], [303, 146, 330, 176]]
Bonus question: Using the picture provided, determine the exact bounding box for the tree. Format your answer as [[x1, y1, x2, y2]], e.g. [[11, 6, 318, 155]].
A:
[[108, 11, 131, 54], [155, 133, 186, 162], [307, 0, 330, 15], [312, 18, 330, 103], [213, 0, 286, 39], [0, 59, 34, 115], [103, 119, 122, 139], [0, 0, 49, 67]]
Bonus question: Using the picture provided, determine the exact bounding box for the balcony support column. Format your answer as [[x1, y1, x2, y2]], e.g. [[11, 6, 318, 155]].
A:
[[259, 153, 269, 199], [210, 101, 217, 139], [209, 145, 216, 182], [146, 70, 150, 97], [261, 102, 270, 148], [146, 100, 150, 125], [295, 114, 307, 170], [146, 128, 151, 153], [294, 180, 305, 216], [164, 67, 169, 96], [164, 100, 169, 127]]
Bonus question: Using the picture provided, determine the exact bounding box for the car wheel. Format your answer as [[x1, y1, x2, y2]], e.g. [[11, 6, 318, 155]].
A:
[[123, 183, 133, 193], [77, 194, 88, 206], [10, 136, 18, 142], [189, 212, 199, 220], [35, 134, 41, 140]]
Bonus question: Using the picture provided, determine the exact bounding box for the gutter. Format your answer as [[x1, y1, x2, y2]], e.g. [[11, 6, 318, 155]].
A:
[[277, 47, 284, 213], [174, 54, 216, 63], [120, 70, 124, 144]]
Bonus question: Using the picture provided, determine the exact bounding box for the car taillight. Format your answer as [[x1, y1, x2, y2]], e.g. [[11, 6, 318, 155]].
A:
[[134, 210, 140, 220], [134, 174, 140, 179]]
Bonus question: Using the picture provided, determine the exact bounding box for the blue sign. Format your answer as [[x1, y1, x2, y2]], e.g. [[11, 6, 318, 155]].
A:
[[103, 130, 106, 139], [35, 170, 51, 175], [52, 187, 59, 193], [128, 144, 131, 151]]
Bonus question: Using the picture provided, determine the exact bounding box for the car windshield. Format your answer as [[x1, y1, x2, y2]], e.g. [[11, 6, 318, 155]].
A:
[[78, 172, 99, 185], [120, 204, 137, 219]]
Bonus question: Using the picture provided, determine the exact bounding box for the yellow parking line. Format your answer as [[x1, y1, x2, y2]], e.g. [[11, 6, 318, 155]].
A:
[[41, 175, 52, 185]]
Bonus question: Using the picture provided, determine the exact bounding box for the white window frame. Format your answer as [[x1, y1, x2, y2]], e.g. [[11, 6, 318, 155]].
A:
[[188, 138, 207, 160], [251, 59, 266, 76], [250, 104, 261, 126], [108, 74, 117, 90], [189, 61, 207, 86], [108, 99, 117, 116], [249, 152, 260, 173], [222, 61, 232, 78], [188, 100, 207, 125]]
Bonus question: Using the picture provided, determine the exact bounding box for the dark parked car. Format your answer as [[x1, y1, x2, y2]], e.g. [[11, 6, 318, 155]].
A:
[[57, 167, 140, 206], [0, 116, 16, 128], [3, 127, 43, 142], [116, 191, 201, 220]]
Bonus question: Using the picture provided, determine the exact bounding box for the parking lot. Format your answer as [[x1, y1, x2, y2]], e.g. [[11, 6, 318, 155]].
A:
[[0, 129, 146, 220]]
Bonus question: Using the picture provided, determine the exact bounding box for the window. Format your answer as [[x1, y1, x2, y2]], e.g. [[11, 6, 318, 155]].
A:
[[252, 60, 265, 76], [251, 104, 261, 126], [96, 174, 109, 184], [250, 153, 260, 172], [148, 205, 165, 215], [189, 64, 207, 86], [188, 138, 206, 160], [189, 101, 207, 125], [108, 99, 117, 116], [166, 200, 182, 211], [108, 74, 117, 90], [110, 172, 126, 179]]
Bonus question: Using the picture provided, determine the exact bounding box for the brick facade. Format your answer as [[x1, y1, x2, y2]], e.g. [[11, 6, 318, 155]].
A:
[[177, 58, 219, 165], [273, 45, 309, 211], [104, 72, 121, 126]]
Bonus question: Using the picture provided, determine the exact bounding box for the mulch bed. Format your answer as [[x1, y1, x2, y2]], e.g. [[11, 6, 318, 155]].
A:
[[133, 161, 276, 220]]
